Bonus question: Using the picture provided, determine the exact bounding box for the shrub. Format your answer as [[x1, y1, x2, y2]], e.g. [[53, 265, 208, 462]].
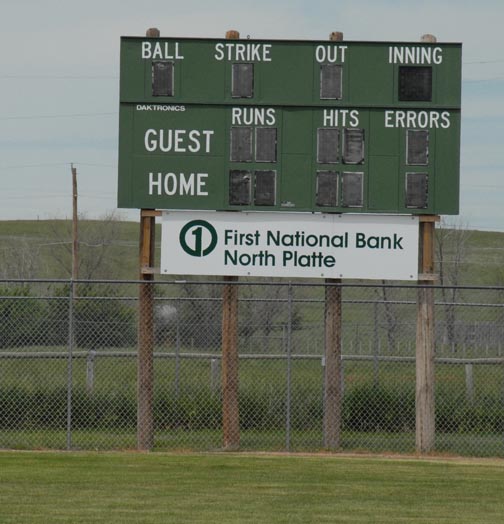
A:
[[0, 384, 503, 436], [44, 285, 137, 349], [343, 384, 415, 433], [0, 285, 45, 348]]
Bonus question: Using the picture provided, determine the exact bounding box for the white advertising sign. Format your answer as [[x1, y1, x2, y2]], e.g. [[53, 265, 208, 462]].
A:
[[161, 211, 419, 280]]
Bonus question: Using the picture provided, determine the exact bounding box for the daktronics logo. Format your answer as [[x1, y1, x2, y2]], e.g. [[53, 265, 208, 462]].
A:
[[136, 104, 186, 112]]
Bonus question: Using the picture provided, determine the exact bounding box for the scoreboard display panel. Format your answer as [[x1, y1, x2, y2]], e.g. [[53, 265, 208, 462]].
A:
[[118, 37, 461, 215]]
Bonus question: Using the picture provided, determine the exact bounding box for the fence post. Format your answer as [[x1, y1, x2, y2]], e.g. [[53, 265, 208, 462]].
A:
[[373, 300, 379, 386], [175, 300, 181, 398], [66, 280, 75, 451], [285, 284, 293, 451], [465, 364, 475, 405], [86, 350, 96, 394]]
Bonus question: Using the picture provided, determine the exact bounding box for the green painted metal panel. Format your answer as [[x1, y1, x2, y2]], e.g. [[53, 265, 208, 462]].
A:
[[118, 37, 461, 215], [368, 156, 400, 211]]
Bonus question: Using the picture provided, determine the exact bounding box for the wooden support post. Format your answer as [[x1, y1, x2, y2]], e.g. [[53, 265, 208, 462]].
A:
[[416, 217, 436, 453], [138, 209, 156, 450], [323, 30, 344, 451], [220, 28, 241, 451], [416, 34, 439, 455], [136, 27, 161, 452], [222, 275, 240, 450], [324, 278, 342, 449]]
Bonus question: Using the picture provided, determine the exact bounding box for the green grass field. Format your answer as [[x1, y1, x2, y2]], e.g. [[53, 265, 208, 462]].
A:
[[1, 451, 504, 523]]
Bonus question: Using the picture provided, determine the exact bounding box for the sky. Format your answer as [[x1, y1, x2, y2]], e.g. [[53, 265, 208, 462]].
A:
[[1, 0, 503, 231]]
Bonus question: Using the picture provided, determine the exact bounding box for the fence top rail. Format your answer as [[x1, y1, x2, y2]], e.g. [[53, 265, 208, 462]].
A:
[[1, 278, 504, 292], [1, 293, 502, 309], [1, 350, 503, 365]]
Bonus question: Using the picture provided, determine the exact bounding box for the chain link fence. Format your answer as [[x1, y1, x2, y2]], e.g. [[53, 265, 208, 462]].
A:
[[0, 279, 503, 456]]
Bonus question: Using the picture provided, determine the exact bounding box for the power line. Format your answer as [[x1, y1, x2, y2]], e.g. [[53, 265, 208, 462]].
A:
[[0, 74, 118, 79], [0, 162, 70, 169], [0, 112, 117, 121], [0, 162, 116, 170], [80, 195, 116, 200], [464, 59, 504, 65], [74, 163, 117, 168], [463, 76, 504, 83]]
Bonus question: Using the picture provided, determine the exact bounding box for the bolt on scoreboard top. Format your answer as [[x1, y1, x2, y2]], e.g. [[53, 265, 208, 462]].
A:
[[118, 36, 461, 215]]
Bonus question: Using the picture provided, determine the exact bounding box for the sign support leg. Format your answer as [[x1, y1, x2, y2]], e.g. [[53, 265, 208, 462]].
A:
[[324, 278, 342, 449], [220, 28, 241, 452], [222, 275, 240, 450], [416, 217, 436, 453], [138, 209, 155, 450], [323, 31, 345, 451]]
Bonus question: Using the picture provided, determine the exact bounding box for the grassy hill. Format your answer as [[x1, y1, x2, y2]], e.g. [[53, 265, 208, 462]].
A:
[[0, 219, 150, 280], [0, 218, 503, 285]]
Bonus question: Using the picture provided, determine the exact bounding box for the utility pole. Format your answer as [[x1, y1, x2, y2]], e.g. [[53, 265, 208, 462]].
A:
[[71, 163, 79, 292]]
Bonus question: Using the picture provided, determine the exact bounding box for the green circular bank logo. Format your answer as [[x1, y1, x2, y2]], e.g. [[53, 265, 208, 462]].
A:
[[179, 220, 218, 257]]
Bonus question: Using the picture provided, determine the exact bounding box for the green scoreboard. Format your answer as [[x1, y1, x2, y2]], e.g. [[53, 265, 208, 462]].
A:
[[118, 37, 461, 215]]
